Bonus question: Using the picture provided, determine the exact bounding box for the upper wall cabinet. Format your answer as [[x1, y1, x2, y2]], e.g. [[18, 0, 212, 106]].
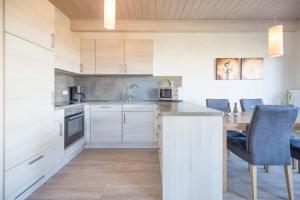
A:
[[125, 40, 153, 75], [72, 33, 81, 73], [80, 39, 96, 74], [86, 39, 153, 74], [5, 0, 55, 50], [96, 39, 125, 74], [54, 9, 80, 73]]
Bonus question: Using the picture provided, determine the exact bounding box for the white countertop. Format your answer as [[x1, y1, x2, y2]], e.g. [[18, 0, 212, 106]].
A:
[[55, 100, 223, 116]]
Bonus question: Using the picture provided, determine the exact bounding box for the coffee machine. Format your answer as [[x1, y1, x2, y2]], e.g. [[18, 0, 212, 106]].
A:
[[69, 86, 85, 102]]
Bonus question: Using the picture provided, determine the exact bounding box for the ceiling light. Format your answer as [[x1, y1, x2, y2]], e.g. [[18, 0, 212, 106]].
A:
[[268, 0, 283, 58], [104, 0, 116, 30], [268, 25, 283, 58]]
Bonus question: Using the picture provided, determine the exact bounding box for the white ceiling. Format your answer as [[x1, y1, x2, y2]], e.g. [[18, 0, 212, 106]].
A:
[[50, 0, 300, 20]]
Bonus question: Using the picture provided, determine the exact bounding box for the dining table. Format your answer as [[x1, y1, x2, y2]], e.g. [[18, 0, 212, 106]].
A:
[[223, 112, 300, 192]]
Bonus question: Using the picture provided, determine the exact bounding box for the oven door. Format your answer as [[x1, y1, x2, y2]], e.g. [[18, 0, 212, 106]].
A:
[[64, 112, 84, 149], [160, 88, 172, 99]]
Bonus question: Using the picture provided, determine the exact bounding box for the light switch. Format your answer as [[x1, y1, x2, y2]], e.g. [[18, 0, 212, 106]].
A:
[[62, 90, 68, 96]]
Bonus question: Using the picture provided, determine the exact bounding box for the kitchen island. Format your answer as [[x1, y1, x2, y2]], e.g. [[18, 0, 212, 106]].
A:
[[54, 101, 224, 200], [157, 101, 223, 200]]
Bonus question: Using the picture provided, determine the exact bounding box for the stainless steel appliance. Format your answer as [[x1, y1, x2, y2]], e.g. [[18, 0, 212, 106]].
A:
[[64, 105, 84, 149], [159, 87, 183, 101], [69, 86, 85, 102]]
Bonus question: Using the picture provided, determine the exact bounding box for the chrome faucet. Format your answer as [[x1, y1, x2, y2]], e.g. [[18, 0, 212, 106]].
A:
[[126, 83, 140, 102]]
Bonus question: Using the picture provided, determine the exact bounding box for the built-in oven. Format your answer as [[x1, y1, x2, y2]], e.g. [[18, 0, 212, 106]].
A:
[[64, 105, 84, 149]]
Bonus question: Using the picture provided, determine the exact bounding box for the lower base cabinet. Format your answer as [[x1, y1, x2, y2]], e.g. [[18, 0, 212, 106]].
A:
[[123, 111, 154, 143], [89, 104, 156, 147], [5, 147, 56, 200], [90, 105, 123, 143]]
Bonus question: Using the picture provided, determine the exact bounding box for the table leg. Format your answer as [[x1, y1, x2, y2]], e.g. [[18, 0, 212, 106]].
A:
[[223, 127, 227, 192]]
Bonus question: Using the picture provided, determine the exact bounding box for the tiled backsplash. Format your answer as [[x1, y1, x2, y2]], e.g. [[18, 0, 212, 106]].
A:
[[54, 71, 182, 103], [55, 71, 75, 103]]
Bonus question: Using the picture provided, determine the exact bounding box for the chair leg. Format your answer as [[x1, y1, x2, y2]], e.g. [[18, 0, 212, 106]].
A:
[[264, 165, 270, 173], [249, 164, 257, 200], [284, 165, 294, 200], [292, 159, 296, 170], [298, 160, 300, 173]]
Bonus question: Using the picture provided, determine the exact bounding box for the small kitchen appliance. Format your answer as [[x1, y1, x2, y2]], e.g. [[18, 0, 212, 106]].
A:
[[69, 86, 85, 102]]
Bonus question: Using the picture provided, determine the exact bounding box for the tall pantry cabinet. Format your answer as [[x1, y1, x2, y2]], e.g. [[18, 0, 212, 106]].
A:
[[4, 0, 57, 199]]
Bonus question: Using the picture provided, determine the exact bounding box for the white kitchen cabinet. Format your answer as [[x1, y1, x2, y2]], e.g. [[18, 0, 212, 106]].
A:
[[91, 105, 122, 143], [84, 105, 91, 142], [53, 109, 64, 172], [80, 39, 96, 74], [5, 147, 56, 200], [123, 111, 154, 143], [54, 8, 80, 73], [5, 0, 54, 50], [5, 33, 55, 170], [95, 39, 124, 74], [125, 40, 153, 74], [94, 39, 153, 75], [72, 33, 81, 73]]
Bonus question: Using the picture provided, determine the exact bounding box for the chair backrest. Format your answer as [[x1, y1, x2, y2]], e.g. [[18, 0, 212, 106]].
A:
[[206, 99, 229, 112], [247, 105, 297, 165], [240, 98, 264, 112]]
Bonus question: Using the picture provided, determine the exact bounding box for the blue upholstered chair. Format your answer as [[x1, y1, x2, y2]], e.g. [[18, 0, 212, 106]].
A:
[[206, 99, 229, 112], [240, 98, 264, 112], [206, 99, 243, 138], [227, 105, 297, 200]]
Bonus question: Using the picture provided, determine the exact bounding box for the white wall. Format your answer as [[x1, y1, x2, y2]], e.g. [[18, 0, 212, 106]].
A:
[[0, 0, 3, 198], [77, 31, 298, 107]]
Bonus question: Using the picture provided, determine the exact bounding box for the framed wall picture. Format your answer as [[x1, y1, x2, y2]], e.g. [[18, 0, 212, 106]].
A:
[[216, 58, 240, 80], [241, 58, 263, 80]]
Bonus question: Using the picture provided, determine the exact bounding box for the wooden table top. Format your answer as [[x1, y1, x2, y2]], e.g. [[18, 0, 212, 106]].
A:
[[223, 112, 300, 130]]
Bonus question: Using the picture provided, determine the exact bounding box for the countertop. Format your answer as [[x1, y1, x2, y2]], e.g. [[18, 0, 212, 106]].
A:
[[157, 101, 224, 116], [55, 100, 223, 116]]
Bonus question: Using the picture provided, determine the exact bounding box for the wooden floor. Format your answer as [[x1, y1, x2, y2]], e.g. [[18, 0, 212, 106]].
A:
[[28, 149, 162, 200], [224, 154, 300, 200], [29, 149, 300, 200]]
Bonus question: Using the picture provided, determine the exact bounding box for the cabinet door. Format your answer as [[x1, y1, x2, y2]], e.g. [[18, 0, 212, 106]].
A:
[[91, 112, 122, 143], [84, 105, 91, 143], [80, 39, 96, 74], [72, 33, 81, 73], [5, 34, 55, 170], [123, 112, 154, 143], [5, 0, 54, 50], [125, 40, 153, 74], [95, 39, 124, 74], [54, 11, 73, 72]]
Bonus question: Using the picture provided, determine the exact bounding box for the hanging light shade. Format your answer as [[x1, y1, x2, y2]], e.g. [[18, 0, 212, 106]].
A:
[[104, 0, 116, 30], [268, 24, 284, 57]]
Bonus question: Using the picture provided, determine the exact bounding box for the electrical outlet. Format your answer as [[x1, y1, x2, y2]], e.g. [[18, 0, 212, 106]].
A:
[[62, 90, 68, 96]]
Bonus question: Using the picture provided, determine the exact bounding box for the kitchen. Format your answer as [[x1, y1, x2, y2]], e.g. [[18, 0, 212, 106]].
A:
[[1, 0, 300, 200]]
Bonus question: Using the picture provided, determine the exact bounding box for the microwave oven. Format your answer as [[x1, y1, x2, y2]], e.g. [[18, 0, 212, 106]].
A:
[[159, 87, 183, 101]]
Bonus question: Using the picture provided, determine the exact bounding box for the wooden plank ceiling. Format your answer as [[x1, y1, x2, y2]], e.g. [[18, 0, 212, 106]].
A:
[[49, 0, 300, 20]]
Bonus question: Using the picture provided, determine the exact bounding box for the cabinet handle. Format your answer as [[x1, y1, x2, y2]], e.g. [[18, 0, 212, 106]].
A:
[[51, 33, 55, 48], [80, 64, 83, 73], [101, 106, 111, 108], [28, 155, 44, 165], [59, 123, 63, 136], [123, 113, 126, 124]]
